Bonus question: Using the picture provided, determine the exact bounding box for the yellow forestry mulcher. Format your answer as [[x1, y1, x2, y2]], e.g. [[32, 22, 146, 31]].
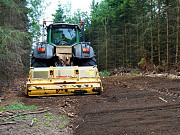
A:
[[25, 21, 103, 96]]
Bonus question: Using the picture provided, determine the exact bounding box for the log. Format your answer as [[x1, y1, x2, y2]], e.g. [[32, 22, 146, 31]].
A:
[[22, 109, 50, 115], [0, 121, 16, 125], [6, 109, 50, 120], [29, 119, 34, 127]]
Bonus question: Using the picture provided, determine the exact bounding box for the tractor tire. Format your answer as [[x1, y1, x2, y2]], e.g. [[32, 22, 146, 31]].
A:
[[31, 58, 48, 67], [80, 56, 96, 66]]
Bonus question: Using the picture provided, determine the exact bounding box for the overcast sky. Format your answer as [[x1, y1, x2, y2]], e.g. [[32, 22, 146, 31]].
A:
[[43, 0, 101, 21]]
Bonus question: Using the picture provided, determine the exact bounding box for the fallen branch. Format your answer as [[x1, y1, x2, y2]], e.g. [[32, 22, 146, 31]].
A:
[[159, 97, 168, 103], [29, 119, 34, 127], [22, 109, 50, 115], [0, 121, 16, 125], [6, 109, 50, 120]]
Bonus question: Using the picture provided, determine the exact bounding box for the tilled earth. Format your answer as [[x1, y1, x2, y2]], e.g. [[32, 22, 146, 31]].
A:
[[0, 75, 180, 135], [74, 76, 180, 135]]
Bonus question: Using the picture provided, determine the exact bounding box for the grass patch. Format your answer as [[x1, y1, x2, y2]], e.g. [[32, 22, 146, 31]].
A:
[[59, 115, 66, 119], [43, 114, 69, 129], [130, 70, 140, 75], [43, 121, 51, 127], [0, 103, 37, 122], [56, 120, 70, 129], [0, 103, 37, 111], [44, 113, 56, 120], [99, 71, 111, 77], [0, 103, 70, 130]]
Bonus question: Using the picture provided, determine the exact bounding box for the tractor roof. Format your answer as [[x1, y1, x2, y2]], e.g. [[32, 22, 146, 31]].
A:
[[47, 23, 81, 30]]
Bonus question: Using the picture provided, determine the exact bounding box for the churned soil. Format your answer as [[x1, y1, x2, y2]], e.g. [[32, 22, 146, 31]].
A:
[[0, 74, 180, 135], [74, 75, 180, 135]]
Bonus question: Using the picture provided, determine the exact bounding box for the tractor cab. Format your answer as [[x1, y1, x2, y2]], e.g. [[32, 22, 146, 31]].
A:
[[47, 23, 81, 46]]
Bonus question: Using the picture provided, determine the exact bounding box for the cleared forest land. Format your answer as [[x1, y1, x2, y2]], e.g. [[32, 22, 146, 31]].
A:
[[74, 75, 180, 135], [0, 75, 180, 135]]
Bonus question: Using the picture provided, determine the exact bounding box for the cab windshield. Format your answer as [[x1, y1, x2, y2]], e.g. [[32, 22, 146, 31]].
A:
[[51, 28, 76, 46]]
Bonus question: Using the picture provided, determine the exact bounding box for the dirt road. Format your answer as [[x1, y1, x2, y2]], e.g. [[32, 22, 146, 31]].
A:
[[0, 75, 180, 135], [74, 76, 180, 135]]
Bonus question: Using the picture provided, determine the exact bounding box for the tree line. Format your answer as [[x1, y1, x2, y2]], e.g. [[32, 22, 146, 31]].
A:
[[87, 0, 180, 71]]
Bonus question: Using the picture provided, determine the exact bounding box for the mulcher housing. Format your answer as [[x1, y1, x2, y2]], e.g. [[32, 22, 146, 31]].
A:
[[26, 66, 103, 96]]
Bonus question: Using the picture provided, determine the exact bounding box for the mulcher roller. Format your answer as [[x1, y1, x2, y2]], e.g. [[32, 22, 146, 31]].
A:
[[25, 66, 103, 96]]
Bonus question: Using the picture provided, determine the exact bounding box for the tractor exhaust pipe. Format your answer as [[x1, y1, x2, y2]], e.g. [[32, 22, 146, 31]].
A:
[[80, 21, 85, 42]]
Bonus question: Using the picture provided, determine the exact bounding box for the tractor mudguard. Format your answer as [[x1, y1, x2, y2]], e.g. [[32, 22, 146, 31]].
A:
[[73, 42, 95, 59], [33, 43, 54, 59]]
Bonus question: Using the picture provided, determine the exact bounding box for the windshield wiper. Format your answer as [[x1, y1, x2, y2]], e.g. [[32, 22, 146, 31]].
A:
[[68, 29, 73, 38]]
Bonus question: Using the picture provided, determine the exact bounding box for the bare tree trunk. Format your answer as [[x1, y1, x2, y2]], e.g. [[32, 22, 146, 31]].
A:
[[103, 17, 108, 71], [136, 0, 139, 63], [98, 30, 100, 67], [123, 36, 125, 67], [176, 0, 179, 65], [123, 23, 125, 67], [125, 24, 127, 64], [105, 35, 108, 71], [166, 0, 169, 69], [150, 0, 154, 63], [130, 27, 132, 66], [158, 0, 161, 66], [142, 1, 145, 51], [114, 34, 117, 68]]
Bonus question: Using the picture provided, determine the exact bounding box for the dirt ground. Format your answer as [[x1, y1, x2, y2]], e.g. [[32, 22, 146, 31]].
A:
[[0, 74, 180, 135]]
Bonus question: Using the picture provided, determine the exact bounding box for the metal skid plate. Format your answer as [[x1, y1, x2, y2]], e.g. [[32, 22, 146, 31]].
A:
[[26, 66, 103, 96]]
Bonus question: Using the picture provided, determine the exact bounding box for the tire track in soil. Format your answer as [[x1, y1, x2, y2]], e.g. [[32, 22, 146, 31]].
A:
[[74, 76, 180, 135]]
